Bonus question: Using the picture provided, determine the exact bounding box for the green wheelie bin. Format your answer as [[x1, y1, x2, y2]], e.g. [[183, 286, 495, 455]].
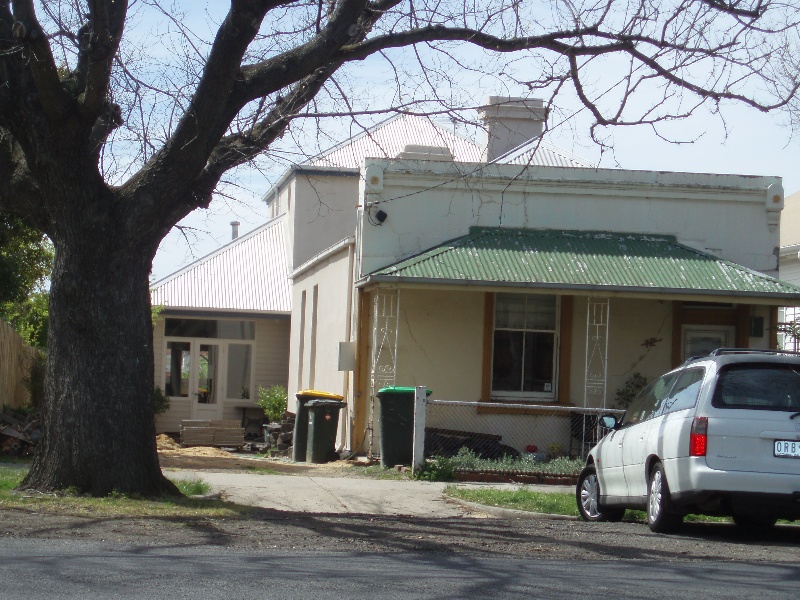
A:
[[376, 386, 431, 468], [305, 398, 347, 463], [292, 390, 343, 462]]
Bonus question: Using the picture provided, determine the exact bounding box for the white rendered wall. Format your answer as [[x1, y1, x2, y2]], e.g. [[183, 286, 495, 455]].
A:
[[289, 172, 359, 272], [359, 160, 782, 279]]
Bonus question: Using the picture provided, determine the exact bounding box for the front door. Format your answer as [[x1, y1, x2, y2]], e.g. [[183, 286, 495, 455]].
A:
[[164, 340, 222, 421]]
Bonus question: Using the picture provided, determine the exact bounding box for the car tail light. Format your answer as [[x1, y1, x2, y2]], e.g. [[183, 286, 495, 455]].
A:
[[690, 417, 708, 457]]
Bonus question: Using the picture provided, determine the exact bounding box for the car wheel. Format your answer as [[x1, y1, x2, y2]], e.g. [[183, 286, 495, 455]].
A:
[[576, 464, 625, 522], [732, 514, 777, 531], [647, 462, 683, 533]]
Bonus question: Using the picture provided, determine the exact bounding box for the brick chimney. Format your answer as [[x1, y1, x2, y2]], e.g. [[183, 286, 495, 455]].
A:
[[478, 97, 547, 161]]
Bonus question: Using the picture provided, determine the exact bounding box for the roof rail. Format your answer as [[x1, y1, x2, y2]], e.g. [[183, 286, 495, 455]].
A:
[[708, 348, 800, 357]]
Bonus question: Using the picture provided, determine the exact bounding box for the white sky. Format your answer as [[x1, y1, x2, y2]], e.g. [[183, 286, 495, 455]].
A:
[[147, 4, 800, 283]]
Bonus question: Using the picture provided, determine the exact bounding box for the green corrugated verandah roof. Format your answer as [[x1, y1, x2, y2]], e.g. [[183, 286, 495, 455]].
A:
[[362, 228, 800, 302]]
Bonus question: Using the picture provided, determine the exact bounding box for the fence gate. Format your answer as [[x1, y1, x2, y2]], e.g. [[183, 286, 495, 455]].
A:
[[369, 288, 400, 456]]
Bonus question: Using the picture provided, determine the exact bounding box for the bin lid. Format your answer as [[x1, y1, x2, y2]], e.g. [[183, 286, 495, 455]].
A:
[[377, 386, 432, 396], [306, 399, 347, 408], [296, 389, 344, 400]]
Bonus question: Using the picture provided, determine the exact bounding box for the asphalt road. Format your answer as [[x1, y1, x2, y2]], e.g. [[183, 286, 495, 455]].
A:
[[1, 538, 798, 599]]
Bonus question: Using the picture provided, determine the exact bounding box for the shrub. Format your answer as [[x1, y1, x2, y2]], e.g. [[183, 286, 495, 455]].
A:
[[414, 455, 456, 481], [153, 386, 170, 416], [257, 385, 288, 423]]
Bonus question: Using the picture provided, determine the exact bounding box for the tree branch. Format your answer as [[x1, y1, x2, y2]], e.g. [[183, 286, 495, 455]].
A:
[[79, 0, 127, 116], [9, 0, 76, 122], [0, 128, 49, 233]]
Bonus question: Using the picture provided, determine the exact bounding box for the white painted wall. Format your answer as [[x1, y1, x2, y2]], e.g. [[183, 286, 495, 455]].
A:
[[288, 171, 360, 272], [288, 246, 354, 404], [358, 160, 782, 278]]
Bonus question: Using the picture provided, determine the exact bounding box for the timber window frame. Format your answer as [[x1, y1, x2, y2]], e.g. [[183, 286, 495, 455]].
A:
[[488, 292, 560, 402]]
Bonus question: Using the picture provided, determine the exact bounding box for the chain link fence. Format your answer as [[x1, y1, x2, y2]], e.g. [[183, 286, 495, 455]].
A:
[[421, 399, 624, 478]]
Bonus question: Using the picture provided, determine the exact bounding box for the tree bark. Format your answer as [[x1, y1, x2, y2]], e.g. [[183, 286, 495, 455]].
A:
[[20, 192, 178, 497]]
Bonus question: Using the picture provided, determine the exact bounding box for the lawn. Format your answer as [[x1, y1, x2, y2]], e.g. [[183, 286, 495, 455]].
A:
[[444, 485, 734, 523], [0, 461, 246, 518]]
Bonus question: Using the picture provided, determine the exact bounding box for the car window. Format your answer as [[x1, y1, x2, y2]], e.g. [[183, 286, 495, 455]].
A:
[[663, 368, 704, 414], [620, 373, 678, 427], [712, 364, 800, 411]]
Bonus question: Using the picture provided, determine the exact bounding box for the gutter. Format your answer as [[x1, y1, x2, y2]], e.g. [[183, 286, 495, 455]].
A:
[[355, 275, 800, 305]]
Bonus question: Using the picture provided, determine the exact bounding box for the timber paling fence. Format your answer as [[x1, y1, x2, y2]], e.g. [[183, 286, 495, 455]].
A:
[[421, 399, 624, 479], [0, 319, 36, 410]]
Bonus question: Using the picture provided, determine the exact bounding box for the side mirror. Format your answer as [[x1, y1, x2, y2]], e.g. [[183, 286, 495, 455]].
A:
[[599, 414, 618, 430]]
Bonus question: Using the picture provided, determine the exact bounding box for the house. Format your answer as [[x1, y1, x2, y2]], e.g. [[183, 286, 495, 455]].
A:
[[778, 191, 800, 349], [274, 96, 800, 458], [150, 216, 291, 434]]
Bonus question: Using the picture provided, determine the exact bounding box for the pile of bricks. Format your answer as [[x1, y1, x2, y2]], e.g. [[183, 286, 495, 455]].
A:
[[263, 414, 295, 456]]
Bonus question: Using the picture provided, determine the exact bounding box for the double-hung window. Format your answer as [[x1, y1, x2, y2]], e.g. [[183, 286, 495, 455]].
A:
[[491, 293, 558, 400]]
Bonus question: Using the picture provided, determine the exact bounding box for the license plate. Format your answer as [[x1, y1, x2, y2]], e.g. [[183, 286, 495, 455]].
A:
[[774, 440, 800, 458]]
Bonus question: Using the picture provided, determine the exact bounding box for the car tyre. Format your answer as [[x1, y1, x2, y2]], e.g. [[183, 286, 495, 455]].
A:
[[576, 464, 625, 522], [647, 462, 683, 533]]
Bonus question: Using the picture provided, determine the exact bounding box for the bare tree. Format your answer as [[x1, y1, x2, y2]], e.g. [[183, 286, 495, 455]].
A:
[[0, 0, 797, 496]]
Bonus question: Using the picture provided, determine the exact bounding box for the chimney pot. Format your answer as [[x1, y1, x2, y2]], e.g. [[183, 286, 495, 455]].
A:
[[230, 221, 240, 240]]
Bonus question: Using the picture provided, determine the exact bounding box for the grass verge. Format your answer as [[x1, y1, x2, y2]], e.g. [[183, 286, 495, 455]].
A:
[[0, 464, 249, 519], [444, 485, 733, 523]]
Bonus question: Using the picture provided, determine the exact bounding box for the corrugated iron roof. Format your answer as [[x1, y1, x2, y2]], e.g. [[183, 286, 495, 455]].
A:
[[306, 114, 481, 167], [151, 215, 290, 313], [365, 228, 800, 300], [498, 139, 595, 168], [304, 114, 594, 169]]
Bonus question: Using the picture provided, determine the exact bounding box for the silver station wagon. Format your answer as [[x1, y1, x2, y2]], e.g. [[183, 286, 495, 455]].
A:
[[577, 349, 800, 532]]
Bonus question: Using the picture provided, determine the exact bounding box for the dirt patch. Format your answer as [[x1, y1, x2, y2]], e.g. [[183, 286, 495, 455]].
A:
[[156, 434, 375, 475]]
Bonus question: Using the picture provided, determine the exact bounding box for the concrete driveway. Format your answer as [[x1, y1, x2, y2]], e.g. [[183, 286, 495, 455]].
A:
[[167, 469, 574, 517]]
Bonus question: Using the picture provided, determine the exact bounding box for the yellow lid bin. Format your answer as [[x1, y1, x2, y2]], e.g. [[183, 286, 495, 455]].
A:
[[293, 390, 345, 462]]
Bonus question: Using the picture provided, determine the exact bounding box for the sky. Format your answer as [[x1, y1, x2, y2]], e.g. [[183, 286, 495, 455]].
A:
[[145, 2, 800, 283]]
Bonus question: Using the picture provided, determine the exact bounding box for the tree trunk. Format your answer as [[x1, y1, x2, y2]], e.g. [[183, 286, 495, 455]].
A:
[[20, 206, 179, 497]]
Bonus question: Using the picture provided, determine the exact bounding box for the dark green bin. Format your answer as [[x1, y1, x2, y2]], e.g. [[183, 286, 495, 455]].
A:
[[293, 390, 343, 462], [377, 387, 431, 468], [305, 399, 346, 464]]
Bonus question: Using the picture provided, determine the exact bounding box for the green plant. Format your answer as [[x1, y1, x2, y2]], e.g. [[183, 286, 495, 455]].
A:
[[172, 477, 211, 496], [257, 385, 288, 423], [435, 447, 585, 476], [153, 386, 170, 416], [613, 372, 648, 410], [414, 455, 456, 481]]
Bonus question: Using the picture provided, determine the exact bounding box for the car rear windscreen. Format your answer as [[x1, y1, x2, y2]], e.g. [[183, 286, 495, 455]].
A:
[[712, 363, 800, 411]]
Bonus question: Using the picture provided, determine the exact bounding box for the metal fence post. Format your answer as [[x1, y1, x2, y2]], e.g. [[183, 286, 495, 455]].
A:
[[412, 385, 427, 473]]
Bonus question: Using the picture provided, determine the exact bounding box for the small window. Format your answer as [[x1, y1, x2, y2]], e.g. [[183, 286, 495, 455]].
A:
[[663, 368, 704, 414], [712, 364, 800, 411], [491, 293, 557, 398]]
